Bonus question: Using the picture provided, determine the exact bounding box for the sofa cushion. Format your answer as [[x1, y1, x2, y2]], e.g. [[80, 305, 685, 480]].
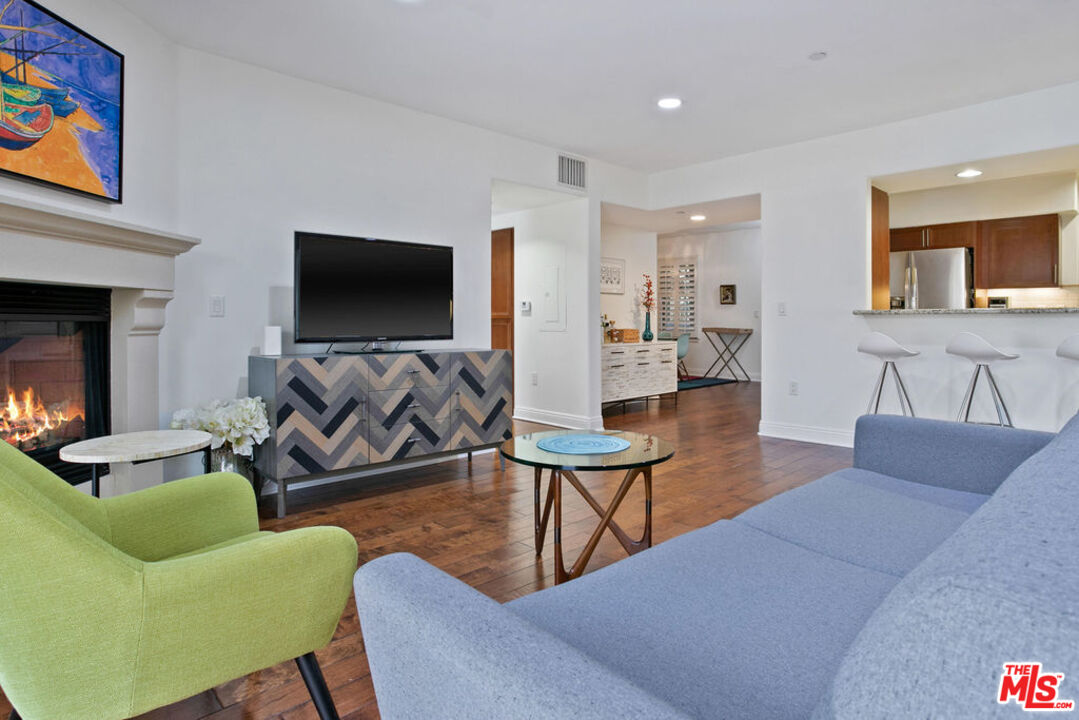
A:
[[734, 468, 989, 576], [508, 520, 898, 720], [816, 415, 1079, 719]]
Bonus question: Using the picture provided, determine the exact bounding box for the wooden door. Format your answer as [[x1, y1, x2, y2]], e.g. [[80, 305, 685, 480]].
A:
[[982, 214, 1059, 288], [926, 221, 976, 249], [890, 226, 925, 252], [491, 228, 514, 351]]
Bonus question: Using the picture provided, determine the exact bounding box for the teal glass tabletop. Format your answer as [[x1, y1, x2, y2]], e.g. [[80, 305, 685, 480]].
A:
[[500, 429, 675, 471]]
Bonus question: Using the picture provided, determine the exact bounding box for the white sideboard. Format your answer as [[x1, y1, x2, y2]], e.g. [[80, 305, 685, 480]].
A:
[[601, 341, 678, 403]]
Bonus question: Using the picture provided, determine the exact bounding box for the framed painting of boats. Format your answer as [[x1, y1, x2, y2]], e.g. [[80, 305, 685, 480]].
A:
[[0, 0, 123, 202]]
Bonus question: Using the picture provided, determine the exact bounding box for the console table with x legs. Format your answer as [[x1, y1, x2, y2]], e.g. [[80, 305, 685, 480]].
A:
[[702, 326, 754, 382]]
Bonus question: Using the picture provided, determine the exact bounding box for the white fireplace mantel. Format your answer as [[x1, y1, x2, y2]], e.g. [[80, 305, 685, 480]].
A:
[[0, 197, 201, 496]]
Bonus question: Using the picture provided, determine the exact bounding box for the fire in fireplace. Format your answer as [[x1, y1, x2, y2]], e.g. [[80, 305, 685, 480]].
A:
[[0, 281, 109, 486]]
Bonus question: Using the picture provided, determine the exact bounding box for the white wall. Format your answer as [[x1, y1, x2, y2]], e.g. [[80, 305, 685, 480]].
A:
[[600, 224, 657, 332], [164, 49, 639, 435], [650, 80, 1079, 443], [0, 0, 179, 229], [493, 199, 600, 429], [658, 226, 762, 380]]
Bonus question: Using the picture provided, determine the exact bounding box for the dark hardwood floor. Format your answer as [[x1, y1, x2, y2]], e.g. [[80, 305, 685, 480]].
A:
[[1, 383, 852, 719]]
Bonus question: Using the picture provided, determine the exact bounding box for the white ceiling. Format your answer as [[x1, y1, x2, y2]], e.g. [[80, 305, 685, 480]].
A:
[[603, 195, 761, 234], [116, 0, 1079, 172]]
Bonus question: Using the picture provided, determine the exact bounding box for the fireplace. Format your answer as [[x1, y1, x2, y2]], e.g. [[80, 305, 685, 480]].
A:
[[0, 281, 110, 486]]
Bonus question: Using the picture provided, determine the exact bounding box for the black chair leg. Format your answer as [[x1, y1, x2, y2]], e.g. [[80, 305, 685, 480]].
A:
[[296, 652, 339, 720], [10, 710, 21, 720]]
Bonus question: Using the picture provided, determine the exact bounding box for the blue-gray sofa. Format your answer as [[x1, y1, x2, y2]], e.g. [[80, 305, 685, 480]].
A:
[[353, 414, 1079, 718]]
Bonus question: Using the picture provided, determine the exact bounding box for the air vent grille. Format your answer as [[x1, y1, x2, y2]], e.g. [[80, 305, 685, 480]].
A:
[[557, 154, 587, 191]]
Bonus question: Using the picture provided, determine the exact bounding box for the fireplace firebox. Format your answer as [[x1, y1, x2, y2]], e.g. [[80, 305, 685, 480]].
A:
[[0, 281, 110, 486]]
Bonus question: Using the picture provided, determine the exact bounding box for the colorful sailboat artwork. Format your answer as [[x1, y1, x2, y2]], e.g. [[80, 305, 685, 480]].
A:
[[0, 0, 123, 201]]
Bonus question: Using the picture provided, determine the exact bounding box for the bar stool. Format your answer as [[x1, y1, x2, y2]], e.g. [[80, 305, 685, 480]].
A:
[[1057, 335, 1079, 362], [857, 332, 918, 416], [946, 332, 1018, 427]]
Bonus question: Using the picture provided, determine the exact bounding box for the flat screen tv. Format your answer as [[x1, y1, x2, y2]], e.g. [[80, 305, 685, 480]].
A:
[[294, 232, 453, 343]]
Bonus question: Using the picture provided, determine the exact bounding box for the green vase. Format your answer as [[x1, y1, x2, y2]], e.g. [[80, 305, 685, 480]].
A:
[[642, 311, 654, 342]]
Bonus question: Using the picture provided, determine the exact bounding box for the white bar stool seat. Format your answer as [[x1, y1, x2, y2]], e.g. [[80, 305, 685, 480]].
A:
[[946, 332, 1018, 427], [857, 332, 919, 416], [1056, 335, 1079, 362]]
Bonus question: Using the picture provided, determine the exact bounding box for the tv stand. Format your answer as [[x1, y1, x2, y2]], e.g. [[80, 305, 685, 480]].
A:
[[249, 349, 512, 517], [330, 348, 420, 355]]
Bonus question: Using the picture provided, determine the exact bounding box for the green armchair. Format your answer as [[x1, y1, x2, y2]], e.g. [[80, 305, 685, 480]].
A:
[[0, 439, 357, 720]]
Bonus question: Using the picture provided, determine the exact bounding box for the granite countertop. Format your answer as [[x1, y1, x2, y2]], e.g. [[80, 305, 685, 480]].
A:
[[854, 308, 1079, 315]]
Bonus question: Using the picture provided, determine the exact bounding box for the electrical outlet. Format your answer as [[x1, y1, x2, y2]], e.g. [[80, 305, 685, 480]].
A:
[[531, 372, 539, 386], [209, 295, 226, 317], [753, 309, 760, 319], [777, 302, 787, 317], [788, 381, 799, 396]]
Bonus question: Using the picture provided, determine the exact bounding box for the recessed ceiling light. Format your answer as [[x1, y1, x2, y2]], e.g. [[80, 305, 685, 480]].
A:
[[657, 97, 683, 110], [808, 51, 828, 61], [956, 168, 983, 178], [690, 214, 707, 222]]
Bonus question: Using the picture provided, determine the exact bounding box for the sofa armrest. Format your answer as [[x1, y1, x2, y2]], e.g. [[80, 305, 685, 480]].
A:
[[853, 415, 1054, 495], [354, 553, 691, 720], [103, 472, 259, 561]]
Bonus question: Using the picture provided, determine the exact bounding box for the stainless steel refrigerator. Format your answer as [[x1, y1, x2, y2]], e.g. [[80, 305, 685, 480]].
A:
[[889, 247, 973, 309]]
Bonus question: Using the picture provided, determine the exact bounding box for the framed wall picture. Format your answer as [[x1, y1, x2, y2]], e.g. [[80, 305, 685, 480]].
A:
[[0, 1, 124, 202], [720, 284, 737, 305], [600, 257, 625, 294]]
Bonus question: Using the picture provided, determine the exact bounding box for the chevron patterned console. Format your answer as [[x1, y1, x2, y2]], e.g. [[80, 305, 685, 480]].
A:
[[249, 350, 512, 516]]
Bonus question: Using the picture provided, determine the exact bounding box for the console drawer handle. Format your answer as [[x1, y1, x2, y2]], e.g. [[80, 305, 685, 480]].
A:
[[610, 350, 625, 354], [638, 362, 650, 366], [661, 360, 673, 364], [609, 364, 625, 368], [636, 349, 650, 353]]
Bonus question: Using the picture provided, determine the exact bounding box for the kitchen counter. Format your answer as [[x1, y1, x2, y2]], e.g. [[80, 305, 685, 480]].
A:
[[854, 308, 1079, 315]]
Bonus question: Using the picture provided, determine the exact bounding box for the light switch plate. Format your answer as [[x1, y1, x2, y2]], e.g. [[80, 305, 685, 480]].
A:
[[209, 295, 226, 317]]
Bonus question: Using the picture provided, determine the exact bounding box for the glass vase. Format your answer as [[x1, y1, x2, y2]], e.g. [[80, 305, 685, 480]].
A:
[[210, 447, 262, 496], [642, 311, 654, 342]]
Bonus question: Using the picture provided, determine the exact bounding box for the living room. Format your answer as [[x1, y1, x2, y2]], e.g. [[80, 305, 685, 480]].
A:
[[1, 1, 1078, 719]]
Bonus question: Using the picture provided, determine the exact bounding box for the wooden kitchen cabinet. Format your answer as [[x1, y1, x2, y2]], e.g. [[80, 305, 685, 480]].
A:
[[927, 221, 977, 249], [982, 214, 1059, 288], [890, 226, 926, 251], [891, 221, 977, 251]]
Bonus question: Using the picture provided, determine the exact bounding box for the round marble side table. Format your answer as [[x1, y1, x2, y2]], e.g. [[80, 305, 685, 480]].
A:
[[60, 430, 213, 497]]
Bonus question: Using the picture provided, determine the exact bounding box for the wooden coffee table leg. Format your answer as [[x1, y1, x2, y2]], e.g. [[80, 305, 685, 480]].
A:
[[552, 470, 567, 584], [550, 467, 654, 584], [534, 467, 556, 555]]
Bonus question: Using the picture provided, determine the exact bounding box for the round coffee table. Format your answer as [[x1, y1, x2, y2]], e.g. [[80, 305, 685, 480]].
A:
[[500, 429, 675, 584], [60, 430, 213, 497]]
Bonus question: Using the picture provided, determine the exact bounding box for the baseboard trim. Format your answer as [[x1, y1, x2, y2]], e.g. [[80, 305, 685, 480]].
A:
[[758, 421, 854, 448], [685, 367, 761, 383], [514, 406, 604, 430]]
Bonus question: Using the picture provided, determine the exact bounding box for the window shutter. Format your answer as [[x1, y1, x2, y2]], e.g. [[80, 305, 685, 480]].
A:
[[657, 258, 697, 338]]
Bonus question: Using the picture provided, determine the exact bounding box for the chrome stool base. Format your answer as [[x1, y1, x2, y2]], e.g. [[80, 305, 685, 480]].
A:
[[956, 363, 1013, 427], [866, 360, 916, 417]]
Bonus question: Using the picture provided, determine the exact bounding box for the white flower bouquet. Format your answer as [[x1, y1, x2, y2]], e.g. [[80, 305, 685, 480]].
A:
[[170, 396, 270, 458]]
